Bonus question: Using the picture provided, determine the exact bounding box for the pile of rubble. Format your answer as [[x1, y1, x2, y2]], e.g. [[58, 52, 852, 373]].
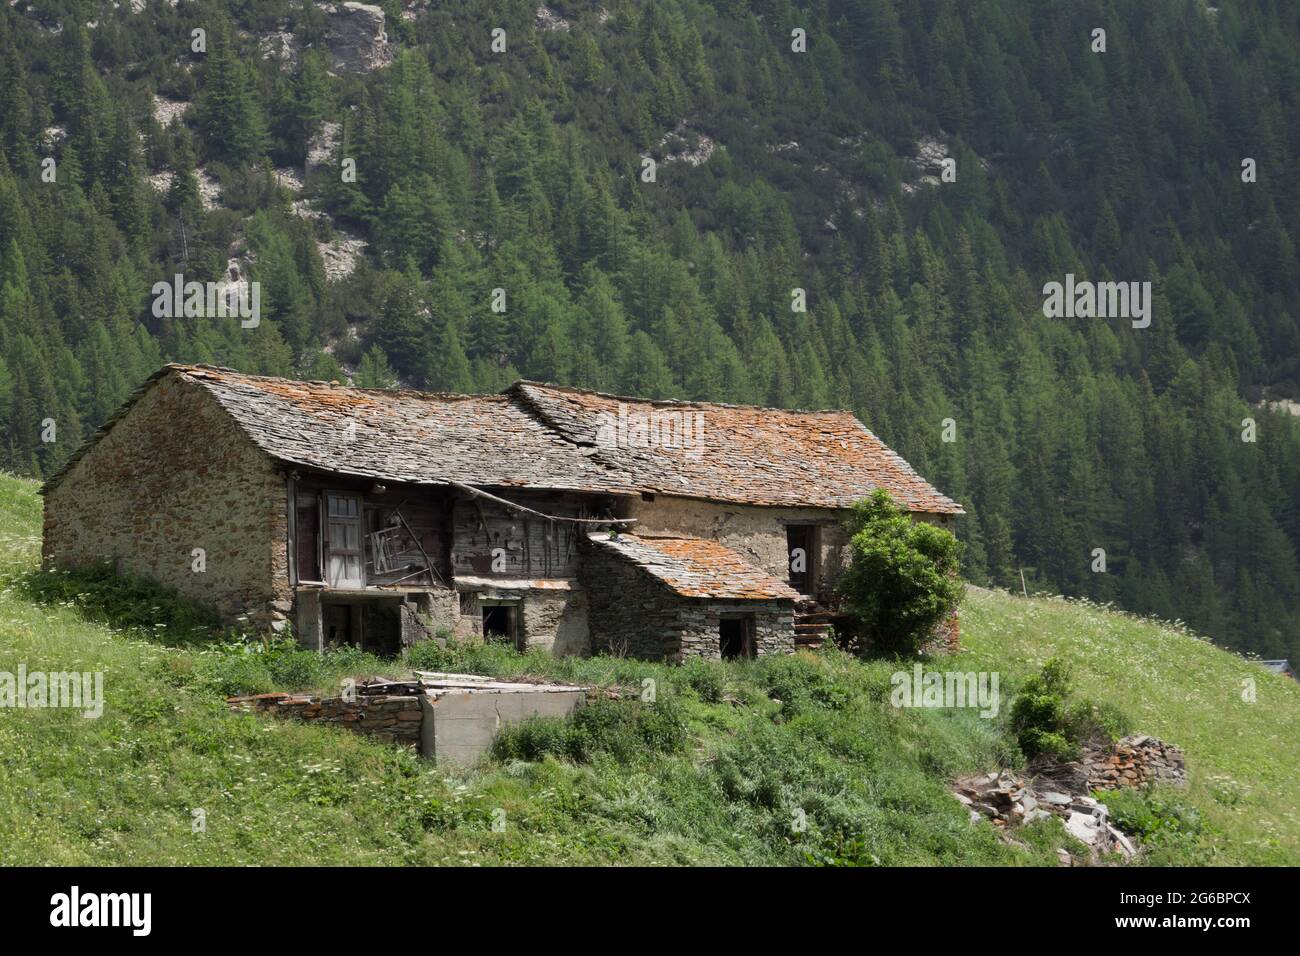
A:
[[1085, 734, 1187, 790], [953, 735, 1186, 863], [953, 770, 1137, 861]]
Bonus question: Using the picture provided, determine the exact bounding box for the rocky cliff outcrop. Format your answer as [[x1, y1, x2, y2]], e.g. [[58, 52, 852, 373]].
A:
[[319, 2, 394, 75]]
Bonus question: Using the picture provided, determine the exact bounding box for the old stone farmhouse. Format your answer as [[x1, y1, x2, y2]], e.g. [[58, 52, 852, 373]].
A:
[[40, 365, 962, 661]]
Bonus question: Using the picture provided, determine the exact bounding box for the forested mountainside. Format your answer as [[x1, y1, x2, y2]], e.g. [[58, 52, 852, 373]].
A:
[[0, 0, 1298, 659]]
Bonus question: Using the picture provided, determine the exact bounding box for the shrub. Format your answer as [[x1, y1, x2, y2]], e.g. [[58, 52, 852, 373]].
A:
[[756, 653, 848, 718], [407, 637, 454, 671], [573, 697, 687, 761], [1010, 658, 1130, 761], [681, 657, 725, 703], [492, 715, 582, 762], [1097, 788, 1212, 862], [838, 490, 963, 654], [493, 697, 687, 764]]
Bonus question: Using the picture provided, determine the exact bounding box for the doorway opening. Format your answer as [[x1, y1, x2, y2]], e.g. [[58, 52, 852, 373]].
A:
[[719, 614, 756, 660], [785, 524, 818, 595], [482, 601, 521, 650]]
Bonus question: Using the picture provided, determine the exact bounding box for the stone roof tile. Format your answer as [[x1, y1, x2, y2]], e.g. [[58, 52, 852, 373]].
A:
[[43, 366, 962, 517], [587, 532, 800, 601], [512, 381, 963, 513]]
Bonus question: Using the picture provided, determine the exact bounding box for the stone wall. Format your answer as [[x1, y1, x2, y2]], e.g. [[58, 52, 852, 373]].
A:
[[227, 691, 423, 745], [450, 585, 590, 655], [43, 372, 289, 625], [623, 495, 852, 591], [580, 541, 688, 659], [1084, 735, 1188, 790], [581, 541, 794, 661], [522, 588, 589, 655], [679, 600, 795, 659]]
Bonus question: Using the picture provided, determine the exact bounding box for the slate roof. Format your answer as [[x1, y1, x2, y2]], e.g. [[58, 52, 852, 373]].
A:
[[173, 366, 635, 493], [587, 532, 800, 601], [512, 381, 963, 513], [40, 365, 632, 497], [42, 365, 963, 515]]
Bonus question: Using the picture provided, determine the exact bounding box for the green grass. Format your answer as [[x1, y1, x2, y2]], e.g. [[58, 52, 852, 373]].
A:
[[0, 472, 1296, 865], [960, 590, 1300, 865]]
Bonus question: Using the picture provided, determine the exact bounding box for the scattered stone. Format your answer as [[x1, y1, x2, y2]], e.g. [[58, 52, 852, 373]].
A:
[[1065, 811, 1102, 844], [260, 30, 300, 65], [319, 231, 368, 281], [273, 167, 306, 193], [151, 94, 190, 129], [953, 734, 1184, 863], [307, 121, 342, 172], [196, 167, 222, 212], [536, 4, 569, 32], [657, 121, 717, 168]]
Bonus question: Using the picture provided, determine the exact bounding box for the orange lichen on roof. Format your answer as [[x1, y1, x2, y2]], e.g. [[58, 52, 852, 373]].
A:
[[43, 365, 962, 517], [167, 365, 637, 494], [512, 381, 963, 513], [588, 532, 799, 601]]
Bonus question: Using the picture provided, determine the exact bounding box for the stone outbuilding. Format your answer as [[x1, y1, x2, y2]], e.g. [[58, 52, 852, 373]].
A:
[[40, 365, 963, 661]]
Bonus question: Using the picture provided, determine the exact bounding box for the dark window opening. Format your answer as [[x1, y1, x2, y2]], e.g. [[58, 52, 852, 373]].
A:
[[323, 603, 355, 648], [786, 524, 817, 594], [720, 615, 756, 660], [361, 602, 402, 657], [322, 601, 401, 656], [295, 495, 321, 583], [482, 603, 520, 649]]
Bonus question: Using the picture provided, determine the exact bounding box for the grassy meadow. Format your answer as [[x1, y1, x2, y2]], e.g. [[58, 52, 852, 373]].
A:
[[0, 472, 1295, 866]]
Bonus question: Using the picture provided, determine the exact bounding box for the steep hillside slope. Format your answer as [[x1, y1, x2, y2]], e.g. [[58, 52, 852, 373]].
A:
[[1, 473, 1295, 865]]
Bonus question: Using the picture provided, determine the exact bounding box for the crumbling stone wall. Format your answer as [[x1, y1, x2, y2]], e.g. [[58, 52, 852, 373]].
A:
[[42, 372, 289, 625], [228, 691, 422, 745], [522, 588, 589, 656], [446, 586, 590, 655], [1085, 735, 1187, 790]]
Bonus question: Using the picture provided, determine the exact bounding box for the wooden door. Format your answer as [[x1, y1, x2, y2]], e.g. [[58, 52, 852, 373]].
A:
[[325, 494, 364, 588]]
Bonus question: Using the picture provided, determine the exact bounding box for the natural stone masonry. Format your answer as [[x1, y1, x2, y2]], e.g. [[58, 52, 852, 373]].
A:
[[1083, 734, 1188, 790], [581, 535, 795, 661], [228, 690, 423, 745], [41, 372, 290, 625], [679, 600, 794, 658]]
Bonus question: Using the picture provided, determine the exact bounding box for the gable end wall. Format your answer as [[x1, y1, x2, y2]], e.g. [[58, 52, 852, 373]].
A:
[[41, 373, 289, 623]]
